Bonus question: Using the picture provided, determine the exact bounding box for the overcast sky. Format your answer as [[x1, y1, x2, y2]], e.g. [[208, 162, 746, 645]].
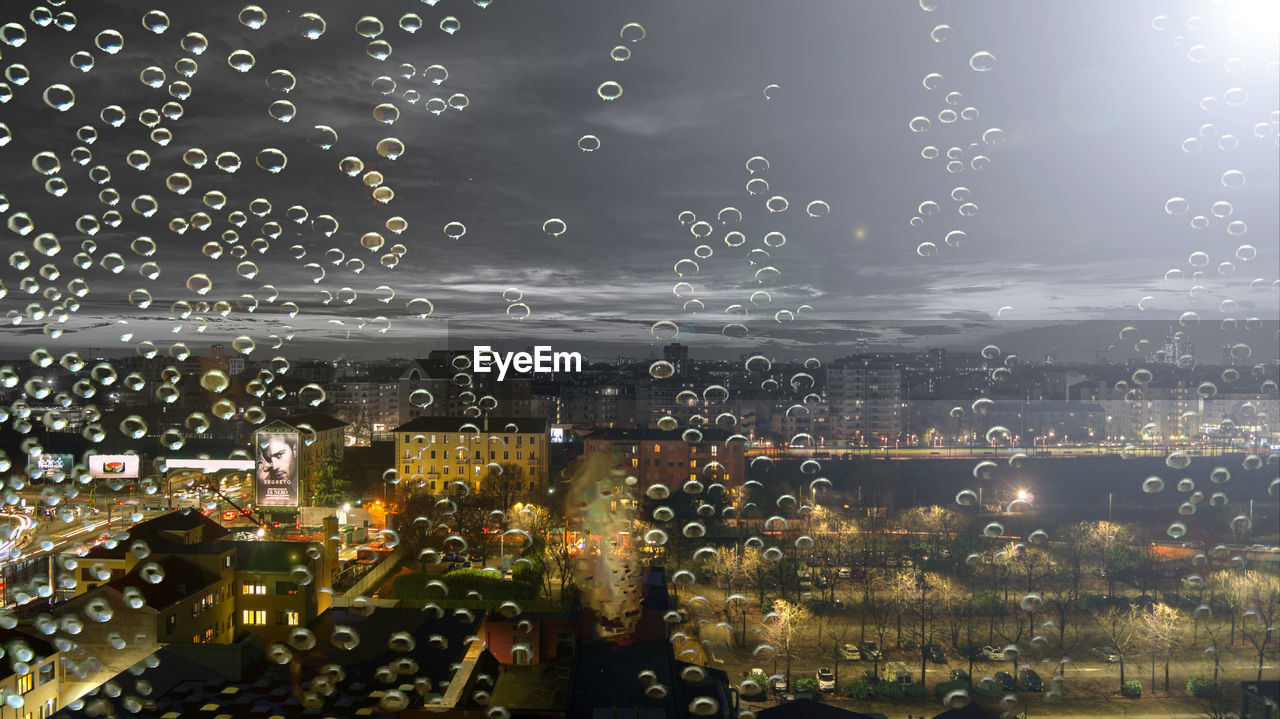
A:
[[0, 0, 1276, 363]]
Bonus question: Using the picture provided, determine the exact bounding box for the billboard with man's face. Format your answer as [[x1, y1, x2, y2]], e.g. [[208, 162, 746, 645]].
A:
[[255, 431, 299, 507]]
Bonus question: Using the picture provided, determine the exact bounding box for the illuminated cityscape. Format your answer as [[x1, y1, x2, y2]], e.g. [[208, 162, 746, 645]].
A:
[[0, 1, 1277, 718]]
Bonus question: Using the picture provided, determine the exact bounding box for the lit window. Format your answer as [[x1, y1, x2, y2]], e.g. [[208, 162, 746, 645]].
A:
[[242, 583, 266, 595], [242, 610, 267, 625], [17, 672, 33, 695]]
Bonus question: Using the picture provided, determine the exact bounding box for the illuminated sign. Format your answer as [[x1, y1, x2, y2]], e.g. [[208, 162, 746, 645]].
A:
[[88, 454, 140, 479], [550, 427, 565, 443], [165, 459, 255, 472], [30, 453, 74, 478], [254, 431, 300, 507]]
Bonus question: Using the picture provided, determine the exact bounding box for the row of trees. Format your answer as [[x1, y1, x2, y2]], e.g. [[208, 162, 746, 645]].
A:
[[682, 508, 1280, 693]]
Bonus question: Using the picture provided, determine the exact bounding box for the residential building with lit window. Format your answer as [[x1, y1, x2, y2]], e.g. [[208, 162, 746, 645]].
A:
[[392, 416, 549, 496], [827, 359, 907, 444], [581, 427, 745, 490], [58, 554, 235, 647], [228, 540, 333, 645], [0, 629, 61, 719]]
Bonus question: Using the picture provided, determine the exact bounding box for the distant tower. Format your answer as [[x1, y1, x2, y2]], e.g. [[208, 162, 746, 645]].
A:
[[663, 343, 689, 377], [210, 343, 229, 372]]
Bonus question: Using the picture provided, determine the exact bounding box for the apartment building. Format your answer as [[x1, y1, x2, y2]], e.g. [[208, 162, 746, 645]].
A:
[[581, 427, 745, 490], [228, 540, 333, 645], [393, 416, 549, 495], [0, 629, 61, 719]]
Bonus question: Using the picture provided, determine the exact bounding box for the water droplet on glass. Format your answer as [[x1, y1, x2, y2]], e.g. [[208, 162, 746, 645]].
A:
[[969, 51, 997, 71], [597, 81, 623, 101]]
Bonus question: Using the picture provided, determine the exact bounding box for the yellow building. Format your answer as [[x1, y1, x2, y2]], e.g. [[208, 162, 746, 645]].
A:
[[227, 540, 333, 645], [393, 416, 549, 496], [0, 629, 61, 719]]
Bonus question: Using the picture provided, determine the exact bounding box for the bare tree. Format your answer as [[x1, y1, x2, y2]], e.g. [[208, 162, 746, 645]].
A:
[[760, 599, 811, 688], [1237, 571, 1280, 682], [738, 545, 772, 609], [1097, 604, 1142, 692], [1140, 602, 1182, 694], [1218, 569, 1247, 647], [542, 523, 577, 600], [891, 567, 955, 687], [1083, 521, 1137, 598], [703, 545, 761, 646]]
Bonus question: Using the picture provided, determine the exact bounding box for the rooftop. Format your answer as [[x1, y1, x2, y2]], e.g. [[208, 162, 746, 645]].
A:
[[222, 540, 323, 573], [585, 426, 738, 443], [757, 698, 887, 718], [105, 556, 220, 611], [84, 510, 231, 559], [278, 412, 350, 432], [0, 628, 57, 680], [392, 416, 549, 434], [485, 656, 573, 712]]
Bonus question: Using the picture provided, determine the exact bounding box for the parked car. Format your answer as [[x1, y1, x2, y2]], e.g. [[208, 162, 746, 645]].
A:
[[927, 644, 946, 663], [1019, 669, 1044, 691], [950, 669, 970, 684], [994, 671, 1016, 691], [771, 676, 788, 693], [838, 567, 852, 580], [861, 640, 883, 661], [839, 643, 861, 660], [1092, 646, 1120, 663], [816, 667, 836, 693], [980, 645, 1005, 661]]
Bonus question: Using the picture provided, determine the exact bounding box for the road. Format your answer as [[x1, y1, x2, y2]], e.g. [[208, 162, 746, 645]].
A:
[[745, 444, 1270, 461], [0, 511, 36, 559]]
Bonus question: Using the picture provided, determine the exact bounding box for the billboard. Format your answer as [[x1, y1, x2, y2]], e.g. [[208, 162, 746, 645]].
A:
[[30, 453, 74, 478], [165, 459, 255, 472], [254, 431, 300, 507], [88, 454, 140, 479]]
